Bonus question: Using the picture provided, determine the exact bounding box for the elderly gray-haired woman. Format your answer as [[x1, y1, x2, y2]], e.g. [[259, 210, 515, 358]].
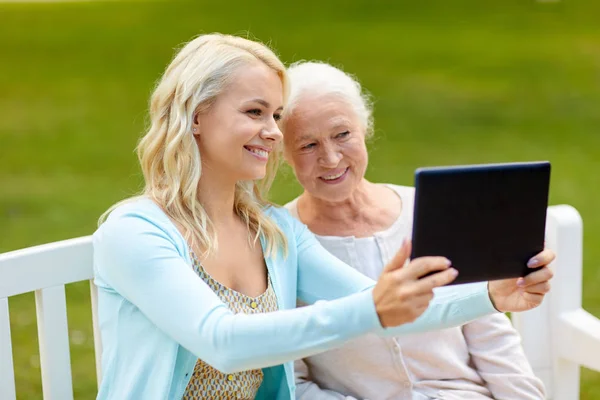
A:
[[280, 61, 546, 400]]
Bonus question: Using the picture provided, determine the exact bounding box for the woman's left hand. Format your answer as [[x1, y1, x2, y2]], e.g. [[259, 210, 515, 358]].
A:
[[488, 248, 555, 312]]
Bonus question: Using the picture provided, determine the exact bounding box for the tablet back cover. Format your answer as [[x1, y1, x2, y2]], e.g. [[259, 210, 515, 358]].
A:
[[411, 161, 550, 285]]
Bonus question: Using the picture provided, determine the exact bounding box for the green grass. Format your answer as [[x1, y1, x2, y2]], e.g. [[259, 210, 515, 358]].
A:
[[1, 0, 600, 398]]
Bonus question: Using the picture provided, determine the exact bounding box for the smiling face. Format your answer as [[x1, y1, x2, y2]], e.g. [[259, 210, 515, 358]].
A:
[[194, 61, 284, 183], [283, 93, 369, 202]]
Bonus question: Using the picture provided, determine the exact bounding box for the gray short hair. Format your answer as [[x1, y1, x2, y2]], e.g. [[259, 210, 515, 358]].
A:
[[283, 61, 374, 138]]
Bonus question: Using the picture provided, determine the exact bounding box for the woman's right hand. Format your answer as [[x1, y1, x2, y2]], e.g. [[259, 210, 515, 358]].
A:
[[372, 239, 458, 328]]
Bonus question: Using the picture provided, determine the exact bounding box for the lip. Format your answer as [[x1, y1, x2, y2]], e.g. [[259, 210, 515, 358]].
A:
[[319, 167, 349, 184], [244, 145, 271, 162]]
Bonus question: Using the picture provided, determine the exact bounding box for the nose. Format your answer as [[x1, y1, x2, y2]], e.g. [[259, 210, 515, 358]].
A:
[[259, 120, 283, 143], [318, 143, 342, 167]]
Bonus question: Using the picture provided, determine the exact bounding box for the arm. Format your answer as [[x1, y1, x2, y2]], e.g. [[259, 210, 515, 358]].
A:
[[295, 359, 359, 400], [94, 213, 382, 374], [293, 216, 498, 335], [462, 314, 545, 400]]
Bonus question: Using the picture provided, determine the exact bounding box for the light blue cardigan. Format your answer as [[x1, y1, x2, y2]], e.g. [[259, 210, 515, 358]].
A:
[[92, 198, 496, 399]]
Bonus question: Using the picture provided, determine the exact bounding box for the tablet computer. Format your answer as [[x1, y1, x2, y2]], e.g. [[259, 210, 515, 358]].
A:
[[411, 161, 551, 285]]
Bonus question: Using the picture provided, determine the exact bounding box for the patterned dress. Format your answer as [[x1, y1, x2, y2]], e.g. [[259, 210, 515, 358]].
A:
[[183, 252, 279, 400]]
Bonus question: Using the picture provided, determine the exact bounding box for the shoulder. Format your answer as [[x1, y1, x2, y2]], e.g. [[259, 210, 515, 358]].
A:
[[265, 204, 313, 246], [384, 183, 415, 198], [94, 197, 186, 257], [382, 183, 415, 212], [282, 196, 300, 218], [102, 196, 170, 224], [92, 197, 191, 289], [265, 204, 296, 231]]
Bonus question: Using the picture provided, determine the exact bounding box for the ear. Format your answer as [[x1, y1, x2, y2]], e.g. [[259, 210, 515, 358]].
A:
[[192, 112, 201, 137]]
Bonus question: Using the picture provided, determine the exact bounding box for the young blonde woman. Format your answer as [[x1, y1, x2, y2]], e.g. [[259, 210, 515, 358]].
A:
[[281, 61, 549, 400], [92, 34, 555, 400]]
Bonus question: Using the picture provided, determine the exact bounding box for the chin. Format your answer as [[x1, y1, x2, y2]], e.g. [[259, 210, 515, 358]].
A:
[[239, 168, 267, 182]]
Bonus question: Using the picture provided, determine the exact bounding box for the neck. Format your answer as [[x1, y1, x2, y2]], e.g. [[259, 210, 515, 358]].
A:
[[196, 168, 238, 226], [299, 179, 377, 224]]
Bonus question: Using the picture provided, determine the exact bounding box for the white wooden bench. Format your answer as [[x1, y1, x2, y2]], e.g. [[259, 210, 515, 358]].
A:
[[0, 205, 598, 399], [0, 236, 100, 400], [512, 205, 600, 399]]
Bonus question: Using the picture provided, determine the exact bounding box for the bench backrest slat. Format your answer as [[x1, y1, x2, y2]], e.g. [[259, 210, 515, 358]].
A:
[[35, 285, 74, 400], [0, 297, 16, 400]]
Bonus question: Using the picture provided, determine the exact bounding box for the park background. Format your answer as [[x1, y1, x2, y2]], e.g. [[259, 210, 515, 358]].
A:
[[1, 0, 599, 398]]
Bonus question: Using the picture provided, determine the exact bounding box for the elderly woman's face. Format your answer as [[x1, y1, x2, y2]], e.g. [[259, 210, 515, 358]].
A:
[[283, 94, 368, 202]]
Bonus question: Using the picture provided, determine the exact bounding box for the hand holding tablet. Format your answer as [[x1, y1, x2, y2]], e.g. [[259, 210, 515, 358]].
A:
[[411, 161, 551, 284], [487, 248, 554, 312], [408, 161, 555, 311], [372, 239, 458, 327]]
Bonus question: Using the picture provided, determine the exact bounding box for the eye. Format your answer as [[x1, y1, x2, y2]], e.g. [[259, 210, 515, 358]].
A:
[[336, 131, 350, 139], [301, 143, 316, 150], [247, 109, 262, 117], [273, 113, 282, 122]]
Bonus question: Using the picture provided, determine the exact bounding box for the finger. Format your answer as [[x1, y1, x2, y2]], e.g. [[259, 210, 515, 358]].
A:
[[382, 239, 412, 273], [521, 292, 545, 308], [520, 266, 554, 287], [404, 256, 452, 280], [522, 281, 551, 295], [527, 248, 556, 268], [413, 267, 458, 292]]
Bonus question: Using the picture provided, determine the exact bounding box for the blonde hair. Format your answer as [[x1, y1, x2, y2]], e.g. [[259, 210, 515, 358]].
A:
[[101, 33, 288, 258], [283, 61, 374, 138]]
